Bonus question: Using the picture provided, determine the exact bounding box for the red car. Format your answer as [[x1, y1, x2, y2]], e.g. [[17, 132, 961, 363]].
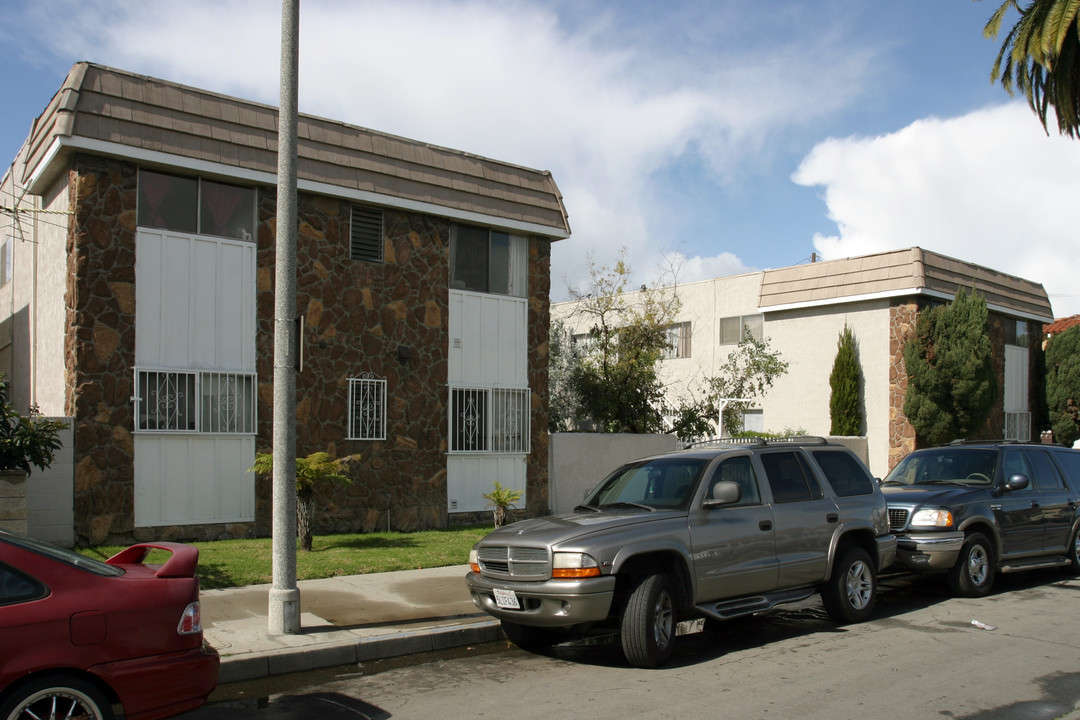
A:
[[0, 530, 219, 720]]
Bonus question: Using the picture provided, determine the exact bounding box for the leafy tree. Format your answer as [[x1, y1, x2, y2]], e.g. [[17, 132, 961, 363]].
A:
[[983, 0, 1080, 137], [1045, 324, 1080, 444], [902, 288, 997, 446], [562, 249, 680, 433], [829, 325, 863, 436], [548, 319, 584, 432], [0, 374, 68, 476], [670, 329, 789, 439], [250, 451, 359, 551]]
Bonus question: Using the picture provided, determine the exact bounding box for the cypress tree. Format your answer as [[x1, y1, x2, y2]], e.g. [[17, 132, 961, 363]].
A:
[[902, 287, 996, 446], [829, 325, 862, 435]]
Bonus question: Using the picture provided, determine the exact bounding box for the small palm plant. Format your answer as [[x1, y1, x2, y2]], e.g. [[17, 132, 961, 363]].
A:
[[250, 451, 359, 551], [0, 374, 68, 476], [483, 481, 522, 528]]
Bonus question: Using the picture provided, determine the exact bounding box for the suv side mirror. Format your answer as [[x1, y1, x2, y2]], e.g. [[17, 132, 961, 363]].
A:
[[1005, 474, 1030, 491], [703, 480, 741, 508]]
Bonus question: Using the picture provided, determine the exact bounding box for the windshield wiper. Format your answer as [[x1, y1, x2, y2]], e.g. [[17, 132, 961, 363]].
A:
[[574, 503, 601, 513], [600, 501, 655, 512]]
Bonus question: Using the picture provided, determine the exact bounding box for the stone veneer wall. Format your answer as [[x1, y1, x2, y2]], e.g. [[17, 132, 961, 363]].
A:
[[66, 156, 138, 545], [65, 156, 554, 543], [887, 299, 919, 471]]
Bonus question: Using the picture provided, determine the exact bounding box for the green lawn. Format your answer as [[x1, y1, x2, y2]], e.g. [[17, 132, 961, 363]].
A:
[[77, 525, 495, 590]]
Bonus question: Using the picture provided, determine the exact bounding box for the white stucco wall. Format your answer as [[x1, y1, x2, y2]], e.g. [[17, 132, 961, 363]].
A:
[[26, 421, 74, 546], [759, 300, 893, 478]]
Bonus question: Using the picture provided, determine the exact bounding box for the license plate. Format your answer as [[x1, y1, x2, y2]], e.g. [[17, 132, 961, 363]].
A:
[[493, 588, 520, 609]]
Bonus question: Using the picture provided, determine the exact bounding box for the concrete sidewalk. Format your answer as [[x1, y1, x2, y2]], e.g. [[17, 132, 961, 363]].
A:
[[201, 565, 501, 684]]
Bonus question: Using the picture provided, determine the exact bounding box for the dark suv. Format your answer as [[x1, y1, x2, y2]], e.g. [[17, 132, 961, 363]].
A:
[[882, 441, 1080, 596]]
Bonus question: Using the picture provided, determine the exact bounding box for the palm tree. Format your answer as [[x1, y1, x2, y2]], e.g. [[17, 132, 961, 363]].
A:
[[250, 451, 358, 551], [984, 0, 1080, 137]]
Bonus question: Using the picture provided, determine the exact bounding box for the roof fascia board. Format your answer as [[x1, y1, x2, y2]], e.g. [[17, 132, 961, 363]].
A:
[[26, 135, 571, 240], [761, 286, 1052, 323]]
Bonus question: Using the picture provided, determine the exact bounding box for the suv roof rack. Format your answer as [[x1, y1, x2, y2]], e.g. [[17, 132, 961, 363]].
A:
[[683, 436, 830, 450]]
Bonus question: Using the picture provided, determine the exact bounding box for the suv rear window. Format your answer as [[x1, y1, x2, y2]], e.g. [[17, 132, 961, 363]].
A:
[[812, 450, 875, 496], [1049, 448, 1080, 492], [760, 451, 822, 503]]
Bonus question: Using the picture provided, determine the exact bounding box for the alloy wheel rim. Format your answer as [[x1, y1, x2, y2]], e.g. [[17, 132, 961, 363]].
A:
[[846, 560, 873, 610], [653, 590, 674, 650], [968, 544, 989, 585]]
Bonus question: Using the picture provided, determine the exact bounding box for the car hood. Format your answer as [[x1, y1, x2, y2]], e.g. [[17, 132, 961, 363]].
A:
[[881, 484, 992, 507], [478, 509, 684, 547]]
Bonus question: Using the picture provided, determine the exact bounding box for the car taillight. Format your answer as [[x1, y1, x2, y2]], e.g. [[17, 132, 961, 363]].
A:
[[177, 601, 202, 635]]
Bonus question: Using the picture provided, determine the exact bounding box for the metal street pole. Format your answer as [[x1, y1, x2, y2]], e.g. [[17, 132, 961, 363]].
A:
[[269, 0, 300, 635]]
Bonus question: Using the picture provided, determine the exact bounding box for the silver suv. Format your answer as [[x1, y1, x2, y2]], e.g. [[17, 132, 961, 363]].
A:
[[465, 438, 896, 667]]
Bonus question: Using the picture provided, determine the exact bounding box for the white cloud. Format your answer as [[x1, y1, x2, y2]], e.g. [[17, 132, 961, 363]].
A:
[[793, 102, 1080, 318]]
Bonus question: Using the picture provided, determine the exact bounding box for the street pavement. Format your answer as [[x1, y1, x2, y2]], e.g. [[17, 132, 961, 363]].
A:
[[201, 564, 500, 684]]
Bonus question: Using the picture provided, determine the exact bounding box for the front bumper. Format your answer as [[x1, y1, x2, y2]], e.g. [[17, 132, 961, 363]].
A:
[[465, 571, 617, 628], [893, 531, 965, 571]]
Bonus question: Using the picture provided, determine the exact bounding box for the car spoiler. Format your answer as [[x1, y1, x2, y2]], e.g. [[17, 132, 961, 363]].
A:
[[106, 542, 200, 578]]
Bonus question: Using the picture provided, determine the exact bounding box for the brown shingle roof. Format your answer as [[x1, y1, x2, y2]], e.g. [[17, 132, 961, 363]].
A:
[[17, 62, 570, 237], [758, 247, 1052, 321]]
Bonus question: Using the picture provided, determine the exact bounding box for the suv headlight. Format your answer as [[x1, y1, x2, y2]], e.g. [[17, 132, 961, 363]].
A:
[[469, 548, 479, 573], [552, 552, 600, 578], [909, 508, 954, 528]]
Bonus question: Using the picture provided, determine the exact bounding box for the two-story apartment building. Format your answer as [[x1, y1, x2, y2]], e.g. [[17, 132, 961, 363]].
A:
[[0, 63, 570, 545]]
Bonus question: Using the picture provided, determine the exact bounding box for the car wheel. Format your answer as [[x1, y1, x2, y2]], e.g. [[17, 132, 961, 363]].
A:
[[821, 547, 876, 623], [501, 620, 556, 650], [0, 675, 114, 720], [947, 532, 995, 597], [1065, 525, 1080, 575], [620, 573, 676, 668]]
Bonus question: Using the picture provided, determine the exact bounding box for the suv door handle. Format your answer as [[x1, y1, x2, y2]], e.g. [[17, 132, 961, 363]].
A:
[[826, 513, 839, 523], [759, 520, 772, 532]]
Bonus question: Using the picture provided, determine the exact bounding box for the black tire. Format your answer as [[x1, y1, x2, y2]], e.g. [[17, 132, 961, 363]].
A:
[[0, 675, 114, 720], [501, 620, 555, 650], [947, 532, 995, 597], [821, 547, 877, 623], [620, 573, 676, 668], [1065, 525, 1080, 575]]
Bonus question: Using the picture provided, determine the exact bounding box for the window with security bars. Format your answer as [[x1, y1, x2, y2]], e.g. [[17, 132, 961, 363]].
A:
[[135, 369, 255, 433], [350, 205, 384, 262], [348, 374, 387, 440], [449, 386, 530, 454]]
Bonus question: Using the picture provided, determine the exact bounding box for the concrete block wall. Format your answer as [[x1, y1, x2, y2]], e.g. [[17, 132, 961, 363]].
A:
[[26, 421, 74, 546], [548, 433, 679, 514]]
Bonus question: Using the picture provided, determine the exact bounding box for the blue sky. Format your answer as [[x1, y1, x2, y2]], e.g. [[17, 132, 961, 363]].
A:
[[3, 0, 1079, 315]]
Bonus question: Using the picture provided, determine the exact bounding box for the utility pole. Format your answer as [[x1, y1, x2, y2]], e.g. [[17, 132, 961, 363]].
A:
[[268, 0, 300, 636]]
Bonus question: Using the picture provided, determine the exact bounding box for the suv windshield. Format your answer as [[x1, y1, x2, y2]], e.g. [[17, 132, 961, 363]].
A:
[[583, 457, 708, 511], [883, 449, 998, 487]]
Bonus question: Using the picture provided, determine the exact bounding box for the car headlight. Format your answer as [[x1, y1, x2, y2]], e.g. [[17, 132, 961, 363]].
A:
[[909, 508, 954, 528], [552, 552, 600, 578], [469, 548, 479, 573]]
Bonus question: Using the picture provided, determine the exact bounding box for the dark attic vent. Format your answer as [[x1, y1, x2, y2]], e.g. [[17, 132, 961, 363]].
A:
[[350, 205, 384, 262]]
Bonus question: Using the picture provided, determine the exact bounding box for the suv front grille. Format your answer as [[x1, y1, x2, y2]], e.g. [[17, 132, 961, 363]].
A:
[[888, 508, 909, 531], [477, 546, 550, 579]]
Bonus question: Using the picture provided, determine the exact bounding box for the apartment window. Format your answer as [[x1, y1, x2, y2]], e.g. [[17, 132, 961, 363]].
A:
[[348, 374, 387, 440], [450, 225, 526, 297], [350, 205, 384, 262], [720, 314, 763, 344], [663, 322, 691, 359], [135, 369, 256, 433], [138, 169, 255, 241], [1005, 319, 1029, 346], [0, 239, 11, 287], [449, 386, 530, 454]]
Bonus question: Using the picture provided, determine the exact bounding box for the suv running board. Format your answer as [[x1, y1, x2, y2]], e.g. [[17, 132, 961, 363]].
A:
[[1000, 556, 1071, 573], [696, 587, 816, 621]]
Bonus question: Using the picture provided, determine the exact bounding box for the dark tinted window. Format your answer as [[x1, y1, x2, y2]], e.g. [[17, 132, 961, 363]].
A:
[[1002, 450, 1035, 492], [1049, 449, 1080, 492], [0, 562, 46, 606], [1026, 450, 1065, 490], [812, 450, 875, 496], [760, 451, 822, 503]]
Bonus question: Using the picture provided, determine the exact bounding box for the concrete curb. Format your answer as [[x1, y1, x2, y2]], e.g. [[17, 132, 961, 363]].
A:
[[217, 618, 502, 684]]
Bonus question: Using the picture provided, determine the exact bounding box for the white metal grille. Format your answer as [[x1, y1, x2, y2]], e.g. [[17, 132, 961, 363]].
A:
[[450, 386, 530, 454], [135, 368, 256, 433], [1005, 411, 1031, 442], [348, 374, 387, 440]]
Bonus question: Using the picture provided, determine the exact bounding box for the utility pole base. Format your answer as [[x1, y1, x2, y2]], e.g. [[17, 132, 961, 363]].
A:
[[268, 587, 301, 635]]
